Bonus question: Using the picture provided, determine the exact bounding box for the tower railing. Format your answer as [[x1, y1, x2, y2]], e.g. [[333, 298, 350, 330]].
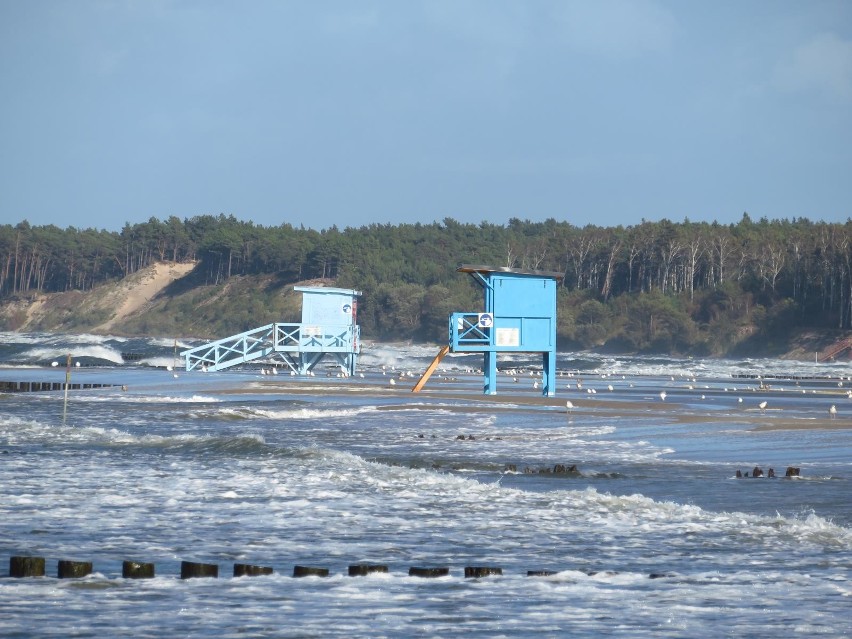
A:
[[182, 323, 359, 372], [450, 313, 491, 348]]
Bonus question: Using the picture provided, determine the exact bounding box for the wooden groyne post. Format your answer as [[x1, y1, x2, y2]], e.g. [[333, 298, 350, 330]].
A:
[[63, 353, 72, 425], [10, 556, 45, 578]]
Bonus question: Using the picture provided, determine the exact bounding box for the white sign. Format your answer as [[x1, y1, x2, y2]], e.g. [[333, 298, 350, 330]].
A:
[[303, 326, 322, 337], [495, 327, 520, 346], [477, 313, 493, 328]]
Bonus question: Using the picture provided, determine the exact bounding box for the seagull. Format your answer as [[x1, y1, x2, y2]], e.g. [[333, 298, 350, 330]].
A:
[[759, 401, 767, 413], [830, 405, 837, 419], [565, 400, 574, 414], [659, 391, 667, 401]]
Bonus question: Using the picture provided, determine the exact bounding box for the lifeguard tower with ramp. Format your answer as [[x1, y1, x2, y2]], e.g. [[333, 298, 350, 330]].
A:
[[413, 265, 563, 395], [181, 286, 361, 376]]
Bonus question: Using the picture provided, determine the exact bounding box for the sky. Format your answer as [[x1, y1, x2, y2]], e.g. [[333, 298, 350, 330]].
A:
[[1, 1, 850, 233]]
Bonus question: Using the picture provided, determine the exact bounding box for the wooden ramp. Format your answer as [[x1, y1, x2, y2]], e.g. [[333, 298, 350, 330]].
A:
[[818, 337, 852, 362], [412, 345, 450, 392]]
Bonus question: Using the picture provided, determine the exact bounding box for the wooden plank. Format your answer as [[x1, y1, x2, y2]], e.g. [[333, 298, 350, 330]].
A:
[[411, 345, 450, 393]]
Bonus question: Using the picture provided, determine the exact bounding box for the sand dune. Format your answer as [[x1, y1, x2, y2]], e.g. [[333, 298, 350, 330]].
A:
[[96, 262, 196, 331]]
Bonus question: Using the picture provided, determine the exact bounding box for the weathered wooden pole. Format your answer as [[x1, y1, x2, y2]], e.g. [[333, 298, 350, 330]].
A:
[[348, 564, 388, 576], [233, 563, 273, 577], [464, 566, 502, 578], [122, 561, 155, 579], [62, 353, 72, 424], [58, 560, 92, 579], [408, 566, 449, 578], [10, 556, 45, 577], [180, 561, 218, 579], [293, 565, 329, 577]]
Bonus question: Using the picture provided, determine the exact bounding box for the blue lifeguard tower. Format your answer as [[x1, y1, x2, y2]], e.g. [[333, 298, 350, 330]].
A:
[[181, 286, 361, 376], [413, 265, 563, 395]]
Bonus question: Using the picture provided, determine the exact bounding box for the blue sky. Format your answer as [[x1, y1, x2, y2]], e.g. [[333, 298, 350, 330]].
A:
[[1, 0, 850, 232]]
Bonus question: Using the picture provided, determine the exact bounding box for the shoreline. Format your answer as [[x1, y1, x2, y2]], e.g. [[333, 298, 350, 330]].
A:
[[244, 380, 852, 432], [2, 366, 850, 432]]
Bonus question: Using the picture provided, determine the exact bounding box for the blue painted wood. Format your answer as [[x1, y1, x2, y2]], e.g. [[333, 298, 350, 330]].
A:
[[181, 288, 362, 375], [449, 266, 562, 396]]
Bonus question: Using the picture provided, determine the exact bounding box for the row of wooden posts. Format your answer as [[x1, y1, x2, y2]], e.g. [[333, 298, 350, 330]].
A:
[[8, 556, 518, 580], [0, 381, 114, 393]]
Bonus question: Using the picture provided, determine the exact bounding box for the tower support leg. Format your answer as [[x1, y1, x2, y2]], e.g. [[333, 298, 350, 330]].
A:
[[542, 351, 556, 396], [484, 351, 498, 395]]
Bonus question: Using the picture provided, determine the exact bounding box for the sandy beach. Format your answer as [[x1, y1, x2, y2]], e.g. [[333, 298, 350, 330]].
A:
[[239, 379, 852, 432]]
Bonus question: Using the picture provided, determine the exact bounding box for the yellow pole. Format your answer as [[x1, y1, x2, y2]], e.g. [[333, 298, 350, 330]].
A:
[[62, 353, 72, 424], [411, 345, 450, 393]]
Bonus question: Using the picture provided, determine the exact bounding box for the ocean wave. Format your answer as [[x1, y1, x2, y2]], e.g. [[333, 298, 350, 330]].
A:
[[247, 406, 379, 420], [0, 416, 271, 456], [139, 356, 181, 368], [71, 394, 223, 404], [301, 450, 852, 552], [18, 344, 125, 364]]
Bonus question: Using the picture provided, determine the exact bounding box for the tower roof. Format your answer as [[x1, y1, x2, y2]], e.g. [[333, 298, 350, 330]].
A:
[[456, 264, 564, 280]]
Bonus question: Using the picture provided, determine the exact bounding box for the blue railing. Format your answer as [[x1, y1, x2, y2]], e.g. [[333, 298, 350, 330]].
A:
[[182, 323, 359, 372]]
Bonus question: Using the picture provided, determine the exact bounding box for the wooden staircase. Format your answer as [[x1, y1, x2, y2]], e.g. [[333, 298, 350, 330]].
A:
[[818, 336, 852, 362]]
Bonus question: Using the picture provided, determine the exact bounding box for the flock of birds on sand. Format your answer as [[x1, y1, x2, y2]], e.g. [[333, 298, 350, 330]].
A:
[[375, 364, 847, 421], [362, 363, 848, 421], [58, 354, 842, 421], [358, 363, 847, 421]]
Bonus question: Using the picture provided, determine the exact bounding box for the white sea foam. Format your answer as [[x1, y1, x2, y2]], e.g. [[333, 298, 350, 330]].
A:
[[244, 406, 379, 420], [69, 393, 222, 403], [147, 336, 194, 349], [136, 356, 178, 368], [20, 344, 124, 364], [1, 332, 850, 637], [0, 331, 50, 345]]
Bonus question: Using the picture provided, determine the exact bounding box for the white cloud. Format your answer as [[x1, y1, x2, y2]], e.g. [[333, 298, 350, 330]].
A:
[[552, 0, 677, 58], [774, 32, 852, 101]]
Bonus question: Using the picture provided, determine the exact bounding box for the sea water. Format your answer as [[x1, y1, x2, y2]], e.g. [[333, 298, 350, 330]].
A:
[[0, 332, 850, 637]]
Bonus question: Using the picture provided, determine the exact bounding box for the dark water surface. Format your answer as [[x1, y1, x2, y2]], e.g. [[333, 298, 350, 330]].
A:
[[1, 332, 850, 637]]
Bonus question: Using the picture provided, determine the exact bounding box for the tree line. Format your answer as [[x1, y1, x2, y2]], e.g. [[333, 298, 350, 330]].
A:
[[1, 213, 851, 352]]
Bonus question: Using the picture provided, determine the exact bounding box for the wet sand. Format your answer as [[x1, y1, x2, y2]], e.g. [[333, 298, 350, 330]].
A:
[[241, 379, 852, 432]]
